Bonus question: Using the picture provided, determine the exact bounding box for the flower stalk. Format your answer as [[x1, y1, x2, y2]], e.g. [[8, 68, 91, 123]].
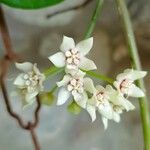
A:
[[84, 0, 104, 39], [115, 0, 150, 149]]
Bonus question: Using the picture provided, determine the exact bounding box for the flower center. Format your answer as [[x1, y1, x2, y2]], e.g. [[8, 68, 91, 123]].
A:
[[120, 78, 133, 93], [23, 71, 40, 92], [67, 78, 84, 95], [96, 91, 108, 106], [65, 49, 80, 68]]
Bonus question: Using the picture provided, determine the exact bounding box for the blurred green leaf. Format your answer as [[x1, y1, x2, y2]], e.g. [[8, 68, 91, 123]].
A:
[[67, 101, 81, 115], [1, 0, 64, 9], [40, 92, 55, 106]]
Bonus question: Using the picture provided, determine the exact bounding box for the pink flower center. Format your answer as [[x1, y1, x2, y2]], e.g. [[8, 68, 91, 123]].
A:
[[65, 49, 80, 67], [120, 78, 133, 93], [67, 78, 84, 95]]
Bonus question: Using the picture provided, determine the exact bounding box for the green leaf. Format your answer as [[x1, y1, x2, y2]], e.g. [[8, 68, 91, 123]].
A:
[[1, 0, 64, 9], [39, 92, 55, 106], [67, 101, 81, 115]]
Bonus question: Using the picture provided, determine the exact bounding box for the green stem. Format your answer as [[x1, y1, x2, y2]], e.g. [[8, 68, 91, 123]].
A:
[[115, 0, 150, 149], [44, 66, 64, 78], [83, 70, 114, 84], [84, 0, 104, 39]]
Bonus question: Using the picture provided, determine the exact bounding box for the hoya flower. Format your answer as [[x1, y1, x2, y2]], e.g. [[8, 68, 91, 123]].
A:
[[48, 36, 97, 71], [56, 70, 89, 108], [14, 62, 45, 107], [114, 69, 147, 97], [84, 79, 113, 129], [106, 85, 135, 123]]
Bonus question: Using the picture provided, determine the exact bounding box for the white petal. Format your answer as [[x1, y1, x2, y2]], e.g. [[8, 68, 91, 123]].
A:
[[14, 74, 25, 87], [79, 57, 97, 71], [83, 77, 96, 93], [76, 37, 93, 55], [123, 99, 135, 111], [60, 36, 75, 52], [57, 87, 70, 105], [75, 69, 86, 78], [128, 84, 145, 97], [57, 75, 71, 87], [124, 69, 147, 81], [98, 102, 113, 119], [116, 69, 147, 81], [48, 52, 65, 68], [74, 92, 87, 108], [86, 104, 96, 122], [102, 117, 108, 130], [113, 112, 120, 123], [25, 91, 38, 103], [96, 85, 105, 92], [15, 62, 33, 72]]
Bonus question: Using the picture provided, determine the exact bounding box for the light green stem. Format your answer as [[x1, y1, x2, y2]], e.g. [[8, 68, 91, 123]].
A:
[[83, 70, 114, 84], [115, 0, 150, 149], [84, 0, 104, 39], [44, 66, 64, 78]]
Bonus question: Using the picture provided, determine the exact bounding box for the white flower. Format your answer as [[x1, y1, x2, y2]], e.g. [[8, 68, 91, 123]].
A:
[[48, 36, 97, 71], [56, 70, 89, 108], [14, 62, 45, 107], [114, 69, 147, 97], [84, 78, 113, 129], [106, 85, 135, 123]]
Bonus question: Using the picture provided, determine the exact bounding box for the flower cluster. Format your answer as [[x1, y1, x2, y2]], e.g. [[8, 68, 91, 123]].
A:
[[14, 62, 45, 107], [14, 36, 147, 129], [48, 36, 147, 129]]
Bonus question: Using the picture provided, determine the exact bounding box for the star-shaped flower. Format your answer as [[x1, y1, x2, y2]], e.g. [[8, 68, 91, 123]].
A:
[[56, 70, 89, 108], [106, 85, 135, 123], [114, 69, 147, 97], [83, 78, 113, 129], [14, 62, 45, 107], [48, 36, 97, 71]]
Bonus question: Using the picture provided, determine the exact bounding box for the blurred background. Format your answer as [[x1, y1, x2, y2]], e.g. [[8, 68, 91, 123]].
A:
[[0, 0, 150, 149]]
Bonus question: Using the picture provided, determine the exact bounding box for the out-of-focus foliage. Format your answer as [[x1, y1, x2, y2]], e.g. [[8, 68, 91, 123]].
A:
[[40, 92, 55, 106], [67, 101, 81, 115], [0, 0, 64, 9]]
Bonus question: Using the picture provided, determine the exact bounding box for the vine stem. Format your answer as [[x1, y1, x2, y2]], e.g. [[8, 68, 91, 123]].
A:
[[0, 5, 41, 150], [84, 0, 104, 39], [115, 0, 150, 149]]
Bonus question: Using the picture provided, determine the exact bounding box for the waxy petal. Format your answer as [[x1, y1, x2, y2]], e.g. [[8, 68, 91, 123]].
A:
[[128, 84, 145, 97], [124, 69, 147, 81], [14, 74, 26, 87], [60, 36, 75, 52], [15, 62, 33, 72], [79, 57, 97, 71], [48, 52, 65, 68], [74, 92, 87, 108], [25, 91, 38, 103], [86, 104, 96, 122], [102, 117, 108, 130], [57, 75, 71, 87], [98, 102, 113, 119], [57, 87, 70, 105], [84, 77, 96, 93], [96, 85, 105, 92], [116, 69, 147, 81], [76, 37, 93, 55], [113, 112, 120, 123]]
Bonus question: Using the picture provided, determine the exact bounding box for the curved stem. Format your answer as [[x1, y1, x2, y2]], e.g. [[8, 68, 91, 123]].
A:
[[115, 0, 150, 149], [84, 0, 104, 39]]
